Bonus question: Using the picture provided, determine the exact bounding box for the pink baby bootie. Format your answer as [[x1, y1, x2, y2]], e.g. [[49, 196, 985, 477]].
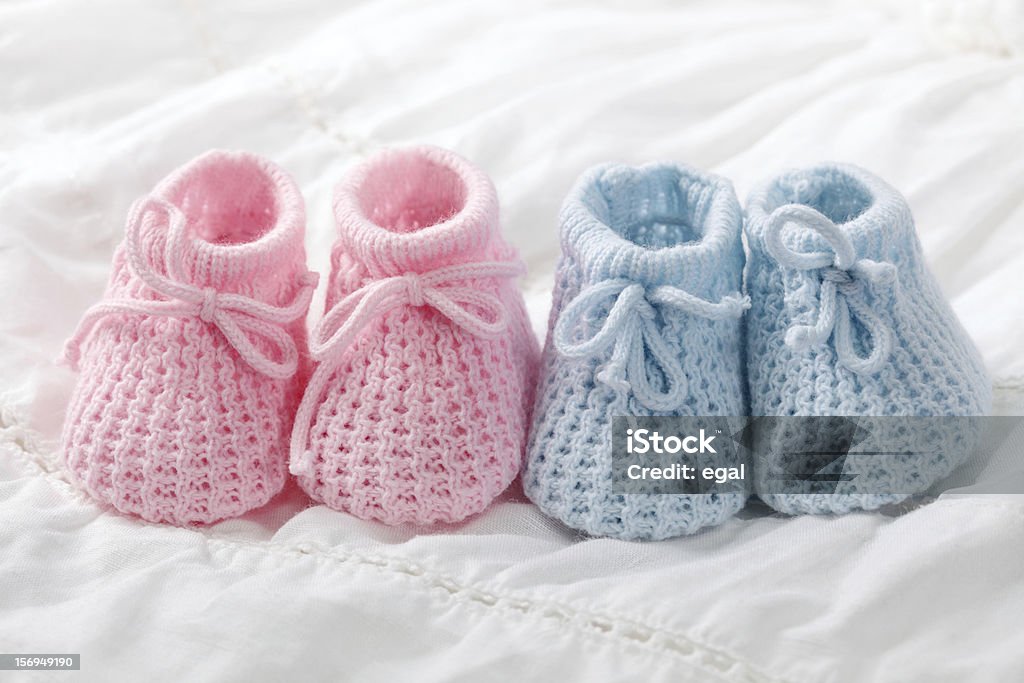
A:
[[61, 150, 318, 525], [289, 145, 539, 525]]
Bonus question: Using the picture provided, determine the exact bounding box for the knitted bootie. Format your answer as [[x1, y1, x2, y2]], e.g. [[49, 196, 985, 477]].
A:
[[289, 146, 539, 525], [744, 163, 991, 515], [61, 150, 317, 525], [523, 163, 750, 541]]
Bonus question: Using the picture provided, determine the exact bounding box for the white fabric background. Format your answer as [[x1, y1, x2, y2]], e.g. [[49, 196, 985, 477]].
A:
[[1, 1, 1022, 681]]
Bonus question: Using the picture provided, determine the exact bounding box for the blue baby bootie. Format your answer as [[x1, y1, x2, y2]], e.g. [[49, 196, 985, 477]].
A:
[[524, 163, 750, 541], [744, 164, 991, 515]]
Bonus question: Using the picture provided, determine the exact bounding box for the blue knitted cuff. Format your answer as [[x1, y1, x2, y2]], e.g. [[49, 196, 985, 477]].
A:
[[562, 162, 744, 290]]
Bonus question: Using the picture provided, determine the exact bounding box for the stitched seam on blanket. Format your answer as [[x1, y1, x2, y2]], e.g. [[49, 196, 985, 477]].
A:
[[5, 454, 785, 683], [5, 412, 1024, 683], [176, 0, 377, 156], [177, 0, 227, 75], [262, 59, 377, 156], [215, 541, 777, 683], [0, 422, 792, 683]]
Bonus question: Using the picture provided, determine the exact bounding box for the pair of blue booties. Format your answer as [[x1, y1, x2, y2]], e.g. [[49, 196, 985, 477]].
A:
[[524, 162, 991, 541]]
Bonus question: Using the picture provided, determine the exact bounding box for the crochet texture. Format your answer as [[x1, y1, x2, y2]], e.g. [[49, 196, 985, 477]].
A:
[[61, 150, 316, 525], [289, 145, 539, 525], [524, 163, 750, 541], [744, 163, 992, 515]]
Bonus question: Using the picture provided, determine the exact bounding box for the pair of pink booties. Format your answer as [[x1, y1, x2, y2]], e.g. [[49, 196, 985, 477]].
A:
[[61, 147, 540, 526]]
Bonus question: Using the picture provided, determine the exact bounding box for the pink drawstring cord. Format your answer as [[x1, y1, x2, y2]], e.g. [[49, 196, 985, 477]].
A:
[[289, 260, 525, 475], [62, 196, 319, 380]]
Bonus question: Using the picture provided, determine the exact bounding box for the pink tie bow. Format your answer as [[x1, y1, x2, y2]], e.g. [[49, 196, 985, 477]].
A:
[[62, 196, 318, 380]]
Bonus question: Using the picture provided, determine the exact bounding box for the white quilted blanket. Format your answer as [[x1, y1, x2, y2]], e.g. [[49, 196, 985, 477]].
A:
[[2, 1, 1022, 681]]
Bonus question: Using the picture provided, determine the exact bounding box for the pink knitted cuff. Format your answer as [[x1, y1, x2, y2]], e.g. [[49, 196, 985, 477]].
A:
[[146, 149, 307, 290], [332, 145, 501, 277]]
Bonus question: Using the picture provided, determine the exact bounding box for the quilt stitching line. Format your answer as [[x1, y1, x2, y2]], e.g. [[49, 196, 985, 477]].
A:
[[2, 442, 786, 683], [6, 413, 1024, 683], [0, 424, 793, 683], [263, 58, 378, 157], [177, 0, 228, 76], [176, 0, 377, 157], [205, 538, 788, 683]]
